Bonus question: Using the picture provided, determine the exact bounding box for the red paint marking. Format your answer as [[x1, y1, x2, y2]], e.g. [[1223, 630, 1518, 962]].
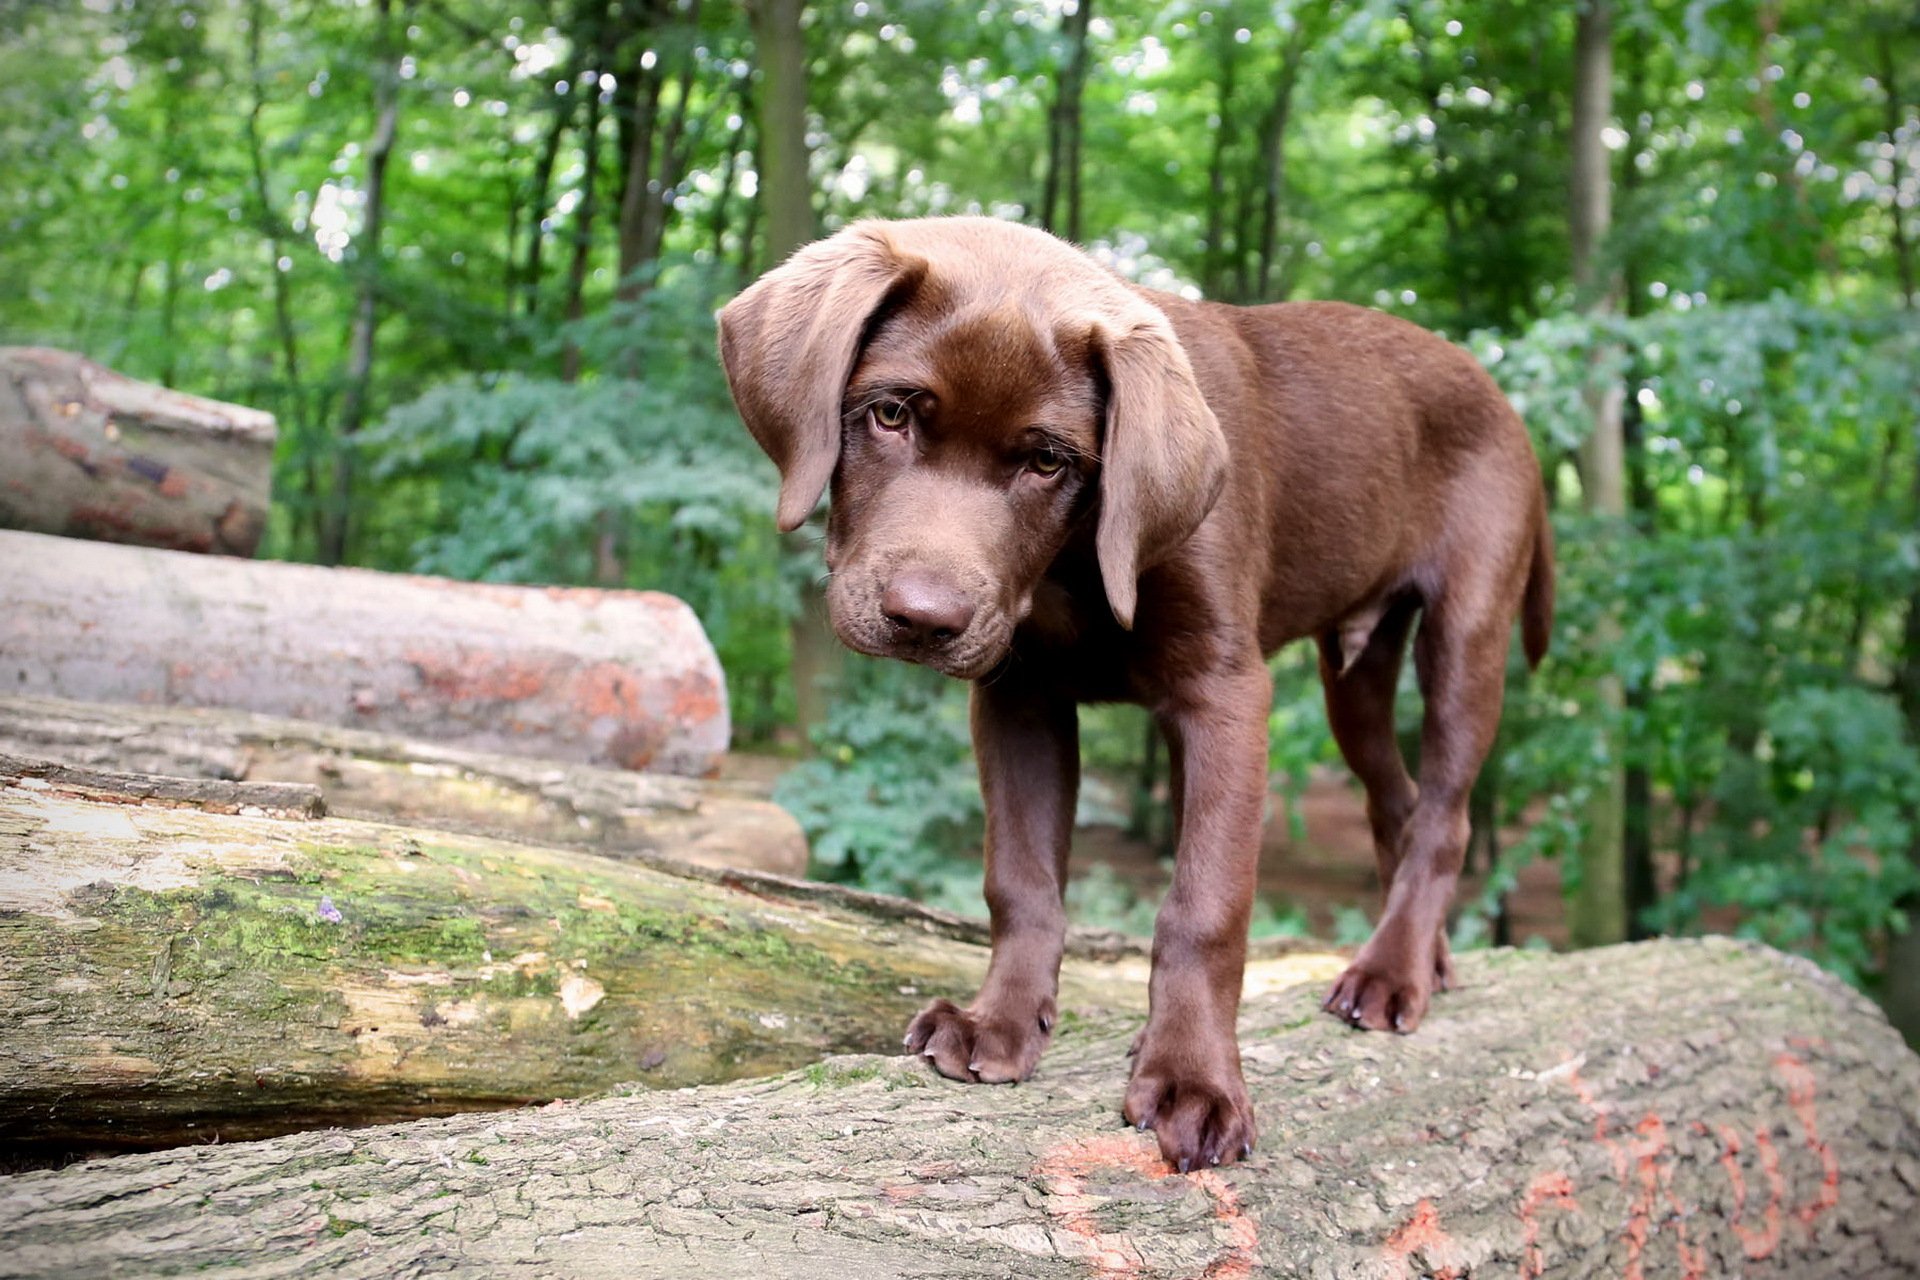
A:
[[1518, 1171, 1578, 1280], [1716, 1123, 1784, 1260], [1565, 1068, 1702, 1280], [1648, 1118, 1706, 1280], [1377, 1199, 1466, 1280], [1773, 1053, 1840, 1228], [1032, 1134, 1257, 1280]]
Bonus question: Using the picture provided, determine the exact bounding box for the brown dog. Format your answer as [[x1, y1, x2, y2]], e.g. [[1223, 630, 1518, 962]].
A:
[[718, 216, 1553, 1171]]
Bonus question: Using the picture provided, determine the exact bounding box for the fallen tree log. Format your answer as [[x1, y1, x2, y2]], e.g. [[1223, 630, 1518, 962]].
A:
[[0, 768, 1330, 1155], [0, 695, 804, 875], [0, 939, 1913, 1278], [0, 347, 274, 556], [0, 529, 729, 775]]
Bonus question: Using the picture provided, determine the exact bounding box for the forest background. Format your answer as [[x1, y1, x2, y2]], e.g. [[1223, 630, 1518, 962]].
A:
[[3, 0, 1918, 1040]]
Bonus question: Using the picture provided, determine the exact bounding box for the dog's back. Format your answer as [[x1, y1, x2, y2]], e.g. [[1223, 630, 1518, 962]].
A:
[[1139, 291, 1551, 661]]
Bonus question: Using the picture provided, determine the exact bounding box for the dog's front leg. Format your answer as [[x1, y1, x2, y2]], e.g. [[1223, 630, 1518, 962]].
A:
[[1126, 661, 1271, 1169], [906, 674, 1077, 1083]]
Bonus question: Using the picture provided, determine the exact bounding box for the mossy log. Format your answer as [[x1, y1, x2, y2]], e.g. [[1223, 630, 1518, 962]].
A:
[[1, 941, 1915, 1278], [0, 767, 1332, 1156], [0, 529, 728, 775], [0, 347, 276, 556], [0, 695, 805, 876]]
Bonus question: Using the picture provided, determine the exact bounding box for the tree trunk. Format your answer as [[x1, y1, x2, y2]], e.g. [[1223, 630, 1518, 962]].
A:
[[0, 529, 728, 776], [1567, 0, 1629, 949], [0, 759, 1314, 1157], [517, 45, 583, 318], [0, 348, 275, 556], [617, 0, 700, 303], [745, 0, 839, 752], [561, 38, 608, 382], [2, 939, 1913, 1277], [748, 0, 812, 270], [239, 0, 314, 555], [1253, 9, 1322, 301], [319, 0, 407, 567], [1200, 22, 1238, 299], [0, 694, 799, 875], [1039, 0, 1092, 241]]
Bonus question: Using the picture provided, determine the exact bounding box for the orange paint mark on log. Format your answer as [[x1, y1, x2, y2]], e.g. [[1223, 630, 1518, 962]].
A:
[[1774, 1053, 1840, 1228], [1565, 1067, 1630, 1180], [1376, 1199, 1465, 1280], [1032, 1133, 1257, 1280], [1518, 1171, 1578, 1280], [406, 649, 550, 704], [1716, 1122, 1784, 1260], [1565, 1067, 1701, 1280]]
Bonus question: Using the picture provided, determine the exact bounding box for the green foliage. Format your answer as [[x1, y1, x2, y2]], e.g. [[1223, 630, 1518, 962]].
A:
[[774, 663, 986, 911]]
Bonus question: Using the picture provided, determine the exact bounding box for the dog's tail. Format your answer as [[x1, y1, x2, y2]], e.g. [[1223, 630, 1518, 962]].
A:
[[1521, 509, 1555, 670]]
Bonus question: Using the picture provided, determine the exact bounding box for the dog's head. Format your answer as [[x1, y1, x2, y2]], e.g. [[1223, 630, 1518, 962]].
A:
[[718, 216, 1226, 679]]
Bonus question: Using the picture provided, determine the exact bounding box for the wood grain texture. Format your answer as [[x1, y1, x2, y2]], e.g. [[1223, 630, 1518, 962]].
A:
[[0, 939, 1913, 1278]]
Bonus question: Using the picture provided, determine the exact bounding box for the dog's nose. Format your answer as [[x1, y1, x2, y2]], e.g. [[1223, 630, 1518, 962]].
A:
[[881, 569, 976, 645]]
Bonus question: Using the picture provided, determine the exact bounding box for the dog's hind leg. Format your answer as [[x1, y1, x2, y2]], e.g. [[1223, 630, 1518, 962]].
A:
[[1315, 597, 1420, 893], [1323, 566, 1520, 1033]]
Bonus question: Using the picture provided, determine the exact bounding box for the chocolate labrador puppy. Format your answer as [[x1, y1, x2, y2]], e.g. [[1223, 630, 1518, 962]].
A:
[[718, 216, 1552, 1171]]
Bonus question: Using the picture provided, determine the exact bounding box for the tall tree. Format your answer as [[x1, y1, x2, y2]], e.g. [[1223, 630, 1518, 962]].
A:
[[1251, 3, 1328, 301], [747, 0, 836, 749], [1039, 0, 1092, 242], [241, 0, 318, 555], [1566, 0, 1628, 948], [321, 0, 410, 566]]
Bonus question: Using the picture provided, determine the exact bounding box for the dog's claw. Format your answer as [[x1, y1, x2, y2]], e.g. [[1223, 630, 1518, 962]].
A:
[[1178, 1157, 1191, 1174], [1242, 1141, 1253, 1159]]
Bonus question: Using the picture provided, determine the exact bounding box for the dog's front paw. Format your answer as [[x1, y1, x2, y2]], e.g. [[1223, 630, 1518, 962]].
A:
[[1123, 1035, 1256, 1171], [1323, 925, 1451, 1032], [904, 995, 1055, 1083]]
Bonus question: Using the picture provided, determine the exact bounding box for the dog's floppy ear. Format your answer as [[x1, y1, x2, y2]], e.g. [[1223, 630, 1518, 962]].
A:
[[1091, 314, 1228, 629], [717, 223, 927, 531]]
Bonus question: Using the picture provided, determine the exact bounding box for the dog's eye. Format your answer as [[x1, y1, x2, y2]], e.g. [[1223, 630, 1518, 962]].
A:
[[1029, 447, 1068, 477], [871, 400, 912, 432]]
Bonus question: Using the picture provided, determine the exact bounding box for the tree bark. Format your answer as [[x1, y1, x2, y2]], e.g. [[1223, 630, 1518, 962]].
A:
[[0, 762, 1307, 1156], [560, 23, 609, 383], [516, 41, 583, 318], [320, 0, 408, 567], [744, 0, 840, 753], [747, 0, 812, 271], [1, 939, 1913, 1277], [1568, 0, 1629, 949], [1200, 20, 1240, 300], [1252, 7, 1323, 301], [0, 348, 275, 556], [616, 0, 700, 303], [1039, 0, 1093, 242], [239, 0, 315, 555], [0, 695, 798, 875], [0, 530, 728, 776]]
